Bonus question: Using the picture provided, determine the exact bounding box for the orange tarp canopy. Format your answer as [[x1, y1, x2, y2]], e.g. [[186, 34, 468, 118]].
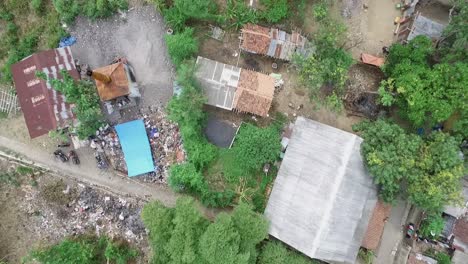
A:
[[361, 53, 385, 67]]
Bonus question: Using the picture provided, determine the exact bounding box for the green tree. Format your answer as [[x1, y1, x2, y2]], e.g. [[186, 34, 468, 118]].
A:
[[165, 28, 199, 68], [224, 0, 258, 29], [166, 197, 209, 264], [231, 203, 269, 262], [38, 70, 103, 139], [437, 0, 468, 63], [104, 239, 138, 264], [141, 201, 175, 263], [199, 213, 249, 264], [169, 163, 206, 192], [164, 0, 218, 31], [379, 36, 468, 127], [354, 120, 464, 212], [407, 132, 464, 212], [258, 241, 315, 264], [231, 123, 281, 174], [419, 213, 445, 238], [435, 252, 451, 264], [353, 119, 422, 203], [261, 0, 288, 23]]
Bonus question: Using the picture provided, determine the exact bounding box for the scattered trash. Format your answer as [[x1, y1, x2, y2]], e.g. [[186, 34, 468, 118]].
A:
[[59, 36, 77, 47]]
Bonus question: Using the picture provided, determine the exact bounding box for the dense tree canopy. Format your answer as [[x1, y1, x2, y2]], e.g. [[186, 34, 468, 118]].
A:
[[379, 36, 468, 128], [438, 0, 468, 63], [165, 28, 199, 68], [354, 119, 464, 212], [258, 241, 317, 264], [141, 198, 269, 264]]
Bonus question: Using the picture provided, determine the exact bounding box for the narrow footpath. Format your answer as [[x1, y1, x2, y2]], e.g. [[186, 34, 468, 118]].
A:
[[0, 135, 220, 218]]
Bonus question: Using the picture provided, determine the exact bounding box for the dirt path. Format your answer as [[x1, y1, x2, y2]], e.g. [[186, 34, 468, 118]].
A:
[[0, 135, 221, 219]]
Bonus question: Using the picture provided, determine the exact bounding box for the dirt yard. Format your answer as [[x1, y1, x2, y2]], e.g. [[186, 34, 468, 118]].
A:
[[0, 159, 149, 263], [69, 5, 174, 109]]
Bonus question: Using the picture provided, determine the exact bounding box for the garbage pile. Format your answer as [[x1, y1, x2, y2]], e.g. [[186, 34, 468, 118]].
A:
[[138, 107, 185, 184], [21, 182, 146, 244], [89, 107, 185, 184]]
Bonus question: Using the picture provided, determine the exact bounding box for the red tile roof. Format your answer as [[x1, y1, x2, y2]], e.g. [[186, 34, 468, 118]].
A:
[[454, 217, 468, 246], [361, 200, 392, 250]]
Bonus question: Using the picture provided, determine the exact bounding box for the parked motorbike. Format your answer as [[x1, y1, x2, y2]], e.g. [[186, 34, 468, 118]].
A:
[[94, 152, 108, 169], [54, 149, 69, 162], [68, 150, 80, 165], [57, 142, 71, 148]]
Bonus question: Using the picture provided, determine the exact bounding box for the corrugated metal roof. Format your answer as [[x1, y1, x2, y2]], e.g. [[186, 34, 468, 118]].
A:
[[94, 62, 130, 101], [11, 47, 79, 138], [241, 24, 308, 61], [265, 117, 377, 264]]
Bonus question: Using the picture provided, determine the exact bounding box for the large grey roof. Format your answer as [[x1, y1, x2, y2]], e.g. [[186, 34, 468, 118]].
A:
[[265, 117, 377, 264]]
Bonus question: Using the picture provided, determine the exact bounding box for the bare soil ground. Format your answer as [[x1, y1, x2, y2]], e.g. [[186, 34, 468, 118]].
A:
[[69, 5, 174, 109], [0, 159, 149, 263]]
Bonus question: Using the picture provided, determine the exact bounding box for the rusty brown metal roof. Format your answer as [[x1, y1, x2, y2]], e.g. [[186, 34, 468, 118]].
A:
[[240, 24, 307, 61], [93, 62, 129, 101], [11, 47, 79, 139], [233, 70, 275, 117], [361, 200, 392, 250]]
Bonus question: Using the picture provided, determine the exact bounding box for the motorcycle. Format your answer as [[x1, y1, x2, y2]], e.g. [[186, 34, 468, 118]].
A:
[[54, 149, 69, 162], [68, 150, 80, 165], [94, 152, 108, 169]]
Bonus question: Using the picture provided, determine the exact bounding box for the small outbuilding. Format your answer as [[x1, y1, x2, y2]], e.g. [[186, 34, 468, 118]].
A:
[[240, 24, 308, 61], [11, 47, 79, 138], [195, 56, 275, 117], [265, 117, 377, 264], [93, 62, 130, 101]]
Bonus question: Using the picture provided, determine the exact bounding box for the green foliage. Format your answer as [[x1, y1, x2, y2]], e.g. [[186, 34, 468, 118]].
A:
[[52, 0, 128, 23], [358, 248, 374, 264], [293, 9, 352, 97], [38, 70, 103, 139], [258, 241, 315, 264], [104, 239, 138, 264], [2, 31, 39, 82], [260, 0, 288, 23], [353, 119, 422, 203], [28, 235, 137, 264], [312, 2, 328, 21], [380, 36, 468, 127], [438, 0, 468, 63], [141, 198, 268, 264], [169, 163, 205, 192], [435, 252, 451, 264], [165, 28, 199, 68], [407, 132, 465, 212], [16, 166, 34, 175], [232, 123, 281, 171], [419, 213, 445, 238], [224, 0, 258, 29], [163, 0, 218, 31], [147, 0, 166, 11], [354, 120, 464, 212], [324, 92, 343, 113], [31, 0, 45, 14], [0, 172, 21, 187]]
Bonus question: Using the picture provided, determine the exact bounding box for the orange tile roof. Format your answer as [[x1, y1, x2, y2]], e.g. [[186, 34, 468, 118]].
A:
[[454, 217, 468, 245], [361, 200, 392, 250], [240, 24, 271, 55], [94, 62, 129, 101], [233, 70, 275, 117]]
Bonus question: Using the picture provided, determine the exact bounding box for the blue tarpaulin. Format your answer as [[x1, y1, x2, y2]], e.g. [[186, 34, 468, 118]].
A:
[[115, 120, 154, 177]]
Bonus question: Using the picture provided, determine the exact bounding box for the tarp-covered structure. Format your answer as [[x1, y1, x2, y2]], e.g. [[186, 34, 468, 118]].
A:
[[11, 47, 78, 138], [265, 117, 377, 264], [115, 120, 154, 177]]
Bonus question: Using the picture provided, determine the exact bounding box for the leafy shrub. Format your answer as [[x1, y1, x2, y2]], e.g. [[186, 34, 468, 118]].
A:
[[52, 0, 80, 23], [37, 70, 103, 139], [163, 0, 218, 31], [261, 0, 288, 23], [435, 252, 451, 264], [2, 32, 39, 82], [224, 0, 258, 29], [165, 28, 199, 68], [27, 235, 137, 264], [419, 213, 445, 238], [169, 163, 205, 192], [313, 2, 328, 21], [31, 0, 45, 14], [358, 248, 374, 264], [259, 241, 316, 264], [52, 0, 128, 23]]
